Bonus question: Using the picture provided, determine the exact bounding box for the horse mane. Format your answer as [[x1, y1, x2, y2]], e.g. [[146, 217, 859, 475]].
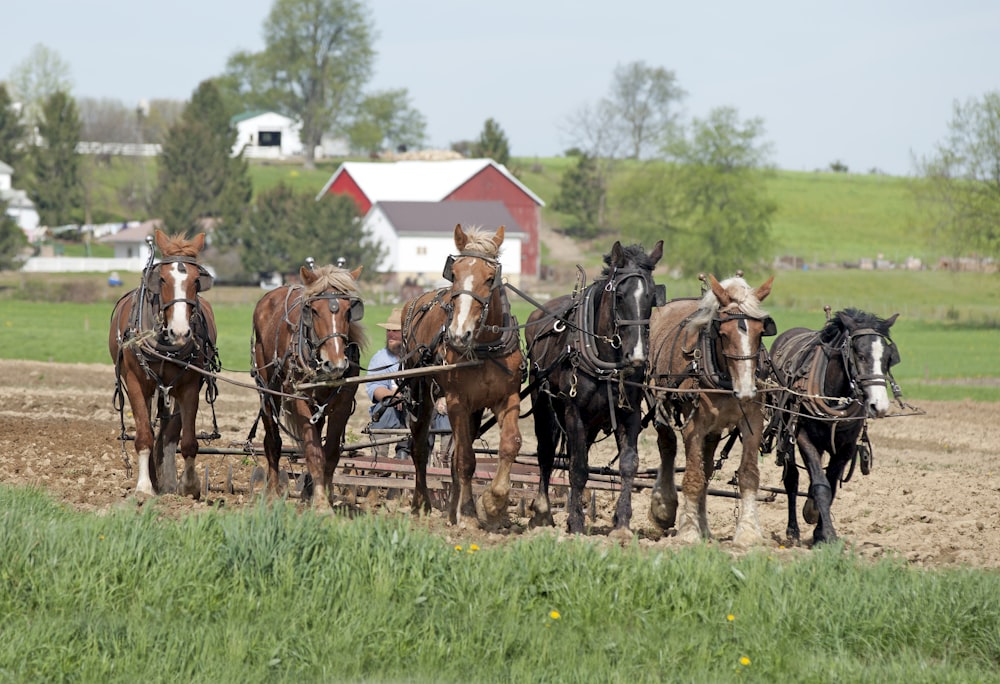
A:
[[303, 265, 369, 351], [460, 226, 502, 257], [687, 276, 770, 332], [159, 233, 203, 258], [820, 307, 888, 344], [600, 243, 657, 277]]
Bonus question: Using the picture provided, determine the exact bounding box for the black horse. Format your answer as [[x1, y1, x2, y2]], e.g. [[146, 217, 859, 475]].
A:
[[765, 308, 901, 544], [524, 241, 664, 536]]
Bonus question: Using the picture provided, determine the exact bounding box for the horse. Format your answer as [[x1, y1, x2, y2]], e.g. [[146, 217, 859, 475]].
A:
[[109, 229, 219, 498], [646, 274, 775, 546], [524, 240, 664, 535], [400, 224, 523, 527], [763, 307, 900, 544], [251, 262, 368, 510]]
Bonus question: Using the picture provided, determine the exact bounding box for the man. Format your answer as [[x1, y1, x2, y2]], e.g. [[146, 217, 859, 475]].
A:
[[367, 308, 449, 460]]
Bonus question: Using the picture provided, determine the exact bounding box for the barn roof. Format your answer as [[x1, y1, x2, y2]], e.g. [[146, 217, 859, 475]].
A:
[[372, 201, 525, 238], [315, 158, 545, 206]]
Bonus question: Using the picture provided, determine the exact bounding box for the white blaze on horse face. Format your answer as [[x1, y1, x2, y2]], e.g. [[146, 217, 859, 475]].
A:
[[732, 324, 756, 400], [165, 263, 192, 340], [451, 269, 477, 342], [626, 279, 647, 363], [864, 337, 891, 416], [321, 305, 348, 374]]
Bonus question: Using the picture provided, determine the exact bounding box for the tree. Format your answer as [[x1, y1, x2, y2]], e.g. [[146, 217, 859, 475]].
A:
[[565, 61, 685, 161], [8, 44, 73, 129], [0, 199, 28, 270], [224, 0, 375, 168], [472, 118, 510, 165], [615, 106, 775, 278], [551, 152, 604, 238], [234, 184, 383, 278], [610, 61, 686, 160], [347, 89, 426, 155], [0, 83, 28, 168], [28, 90, 84, 227], [913, 91, 1000, 261], [152, 80, 252, 239]]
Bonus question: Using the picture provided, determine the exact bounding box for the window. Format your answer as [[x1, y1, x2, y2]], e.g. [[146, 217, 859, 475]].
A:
[[258, 131, 281, 147], [416, 246, 427, 255]]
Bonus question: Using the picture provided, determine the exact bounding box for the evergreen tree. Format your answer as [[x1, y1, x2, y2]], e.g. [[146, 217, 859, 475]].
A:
[[0, 199, 28, 270], [0, 84, 28, 168], [152, 80, 252, 239], [472, 118, 510, 165], [28, 90, 83, 227], [236, 184, 383, 278], [551, 152, 604, 238]]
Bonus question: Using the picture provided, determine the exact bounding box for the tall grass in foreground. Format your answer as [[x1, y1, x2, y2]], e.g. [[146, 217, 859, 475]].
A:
[[2, 486, 998, 683]]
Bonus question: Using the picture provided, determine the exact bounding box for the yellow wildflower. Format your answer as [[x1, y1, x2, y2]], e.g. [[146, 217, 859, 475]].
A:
[[549, 610, 561, 620]]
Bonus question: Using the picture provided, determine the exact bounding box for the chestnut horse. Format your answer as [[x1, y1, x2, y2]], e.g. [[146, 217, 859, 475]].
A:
[[647, 274, 775, 546], [251, 263, 367, 510], [109, 230, 218, 498], [764, 308, 900, 544], [400, 224, 523, 527], [524, 241, 664, 535]]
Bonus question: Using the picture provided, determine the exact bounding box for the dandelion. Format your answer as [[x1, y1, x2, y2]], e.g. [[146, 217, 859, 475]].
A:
[[98, 535, 105, 541], [727, 614, 735, 622], [454, 545, 462, 552], [549, 610, 561, 620], [740, 656, 751, 667], [470, 544, 480, 552]]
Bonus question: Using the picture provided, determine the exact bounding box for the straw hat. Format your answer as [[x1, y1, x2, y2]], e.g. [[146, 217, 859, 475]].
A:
[[377, 307, 403, 331]]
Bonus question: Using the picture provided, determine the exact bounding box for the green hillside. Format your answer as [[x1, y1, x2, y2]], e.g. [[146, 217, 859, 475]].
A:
[[78, 155, 931, 270]]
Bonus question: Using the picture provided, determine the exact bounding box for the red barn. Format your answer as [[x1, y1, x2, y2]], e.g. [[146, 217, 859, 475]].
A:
[[315, 159, 544, 277]]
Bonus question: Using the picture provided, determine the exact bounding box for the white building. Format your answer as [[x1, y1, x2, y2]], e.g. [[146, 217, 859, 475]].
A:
[[231, 110, 304, 159], [0, 160, 41, 238]]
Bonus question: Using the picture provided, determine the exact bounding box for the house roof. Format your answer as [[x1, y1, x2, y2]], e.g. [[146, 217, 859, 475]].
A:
[[0, 161, 12, 175], [100, 220, 161, 243], [371, 201, 525, 238], [316, 158, 545, 206], [230, 109, 291, 125]]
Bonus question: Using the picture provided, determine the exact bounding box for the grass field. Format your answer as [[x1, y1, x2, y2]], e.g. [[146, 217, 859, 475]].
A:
[[2, 486, 999, 682]]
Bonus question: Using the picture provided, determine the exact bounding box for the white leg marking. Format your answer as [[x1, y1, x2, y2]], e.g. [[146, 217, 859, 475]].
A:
[[135, 447, 154, 495]]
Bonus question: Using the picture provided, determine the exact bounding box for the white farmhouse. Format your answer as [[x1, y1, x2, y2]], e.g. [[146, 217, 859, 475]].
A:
[[231, 110, 304, 159], [0, 160, 41, 239]]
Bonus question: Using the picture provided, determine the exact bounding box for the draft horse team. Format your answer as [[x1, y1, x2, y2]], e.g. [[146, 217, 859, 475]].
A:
[[110, 225, 907, 547]]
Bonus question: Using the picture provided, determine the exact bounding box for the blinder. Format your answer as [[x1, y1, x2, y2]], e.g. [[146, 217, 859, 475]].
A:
[[886, 337, 900, 367], [442, 255, 456, 283], [653, 284, 667, 308], [762, 316, 777, 337]]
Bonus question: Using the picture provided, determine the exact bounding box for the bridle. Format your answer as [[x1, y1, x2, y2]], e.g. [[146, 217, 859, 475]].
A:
[[712, 311, 776, 362], [841, 327, 898, 394], [441, 250, 503, 334], [292, 289, 364, 376]]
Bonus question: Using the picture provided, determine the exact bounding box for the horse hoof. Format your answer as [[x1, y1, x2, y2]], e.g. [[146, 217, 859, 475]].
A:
[[732, 527, 764, 548], [649, 494, 677, 531], [803, 498, 819, 525], [608, 526, 633, 543]]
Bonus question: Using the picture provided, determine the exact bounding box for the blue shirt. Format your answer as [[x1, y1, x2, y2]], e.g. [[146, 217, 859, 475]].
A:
[[366, 347, 400, 405]]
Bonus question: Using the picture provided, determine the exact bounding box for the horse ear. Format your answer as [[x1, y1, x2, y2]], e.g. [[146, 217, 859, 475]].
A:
[[611, 241, 625, 267], [453, 223, 468, 251], [300, 265, 317, 285], [191, 232, 207, 253], [836, 310, 857, 332], [649, 240, 664, 265], [350, 265, 363, 280], [709, 274, 732, 307], [492, 225, 505, 249], [755, 275, 774, 302], [884, 312, 899, 329], [154, 229, 169, 255]]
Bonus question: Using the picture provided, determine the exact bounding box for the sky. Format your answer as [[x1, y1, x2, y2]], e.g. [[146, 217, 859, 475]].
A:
[[3, 0, 998, 176]]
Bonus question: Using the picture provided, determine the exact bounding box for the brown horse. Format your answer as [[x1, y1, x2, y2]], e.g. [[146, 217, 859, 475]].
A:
[[647, 274, 775, 546], [109, 229, 218, 498], [251, 263, 367, 510], [400, 224, 523, 527]]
